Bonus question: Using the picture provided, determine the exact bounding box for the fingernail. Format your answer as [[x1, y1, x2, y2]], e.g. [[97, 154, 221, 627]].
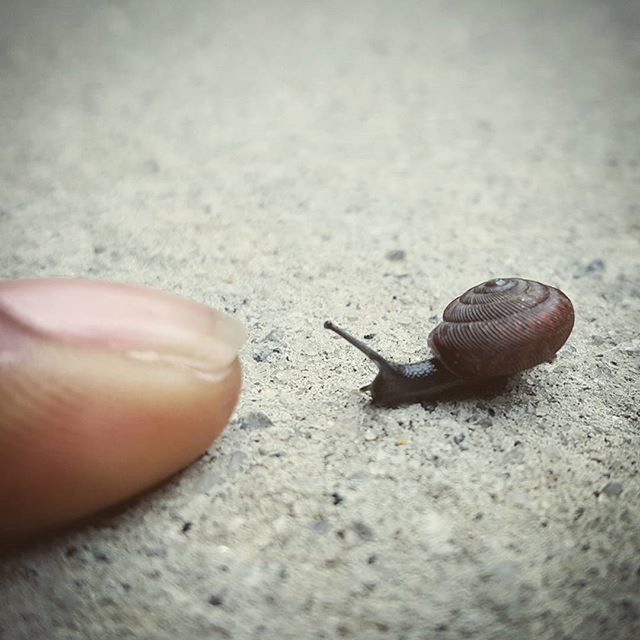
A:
[[0, 278, 246, 373]]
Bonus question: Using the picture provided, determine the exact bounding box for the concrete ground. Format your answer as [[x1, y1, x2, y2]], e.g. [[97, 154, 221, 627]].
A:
[[1, 0, 639, 638]]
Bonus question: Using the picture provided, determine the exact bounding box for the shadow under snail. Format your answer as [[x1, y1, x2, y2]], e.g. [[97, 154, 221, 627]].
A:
[[324, 277, 574, 407]]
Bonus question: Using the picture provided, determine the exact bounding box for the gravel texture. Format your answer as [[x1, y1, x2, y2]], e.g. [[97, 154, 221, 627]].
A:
[[1, 1, 639, 638]]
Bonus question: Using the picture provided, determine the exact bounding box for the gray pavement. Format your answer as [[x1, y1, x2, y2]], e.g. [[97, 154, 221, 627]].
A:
[[1, 1, 639, 638]]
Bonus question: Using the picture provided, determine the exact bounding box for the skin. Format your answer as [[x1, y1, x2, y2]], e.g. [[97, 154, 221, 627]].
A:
[[0, 279, 244, 542]]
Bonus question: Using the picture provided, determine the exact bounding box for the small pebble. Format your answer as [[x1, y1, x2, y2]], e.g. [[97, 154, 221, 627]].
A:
[[575, 258, 605, 278], [228, 450, 250, 473], [237, 412, 273, 430], [92, 551, 110, 563], [208, 594, 224, 606], [253, 348, 280, 363], [601, 481, 623, 497], [143, 545, 168, 558], [385, 249, 406, 261], [352, 521, 374, 540]]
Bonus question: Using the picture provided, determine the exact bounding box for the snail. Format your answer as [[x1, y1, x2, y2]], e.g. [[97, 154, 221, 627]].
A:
[[324, 277, 574, 407]]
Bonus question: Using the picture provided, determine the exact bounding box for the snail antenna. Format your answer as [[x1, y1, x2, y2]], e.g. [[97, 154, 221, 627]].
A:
[[324, 321, 393, 370]]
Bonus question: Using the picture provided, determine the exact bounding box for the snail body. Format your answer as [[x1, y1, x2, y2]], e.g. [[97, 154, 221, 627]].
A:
[[324, 277, 574, 407]]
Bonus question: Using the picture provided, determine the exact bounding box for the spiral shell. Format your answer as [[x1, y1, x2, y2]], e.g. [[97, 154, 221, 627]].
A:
[[427, 278, 574, 379]]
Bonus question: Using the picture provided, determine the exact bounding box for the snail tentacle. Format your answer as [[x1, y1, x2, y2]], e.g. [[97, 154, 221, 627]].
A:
[[324, 321, 466, 407]]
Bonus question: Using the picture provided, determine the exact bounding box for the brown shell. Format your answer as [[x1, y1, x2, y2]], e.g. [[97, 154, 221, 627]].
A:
[[427, 278, 574, 379]]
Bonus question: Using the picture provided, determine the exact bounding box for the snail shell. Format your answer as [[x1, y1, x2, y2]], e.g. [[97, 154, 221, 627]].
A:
[[428, 278, 574, 379]]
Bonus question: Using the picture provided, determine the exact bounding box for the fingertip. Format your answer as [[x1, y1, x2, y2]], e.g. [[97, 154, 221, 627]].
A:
[[0, 279, 245, 540]]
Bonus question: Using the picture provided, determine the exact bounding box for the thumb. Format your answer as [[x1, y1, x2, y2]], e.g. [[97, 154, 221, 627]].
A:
[[0, 278, 245, 541]]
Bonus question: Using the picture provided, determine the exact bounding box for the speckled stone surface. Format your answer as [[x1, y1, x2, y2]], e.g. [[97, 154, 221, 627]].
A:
[[1, 1, 639, 638]]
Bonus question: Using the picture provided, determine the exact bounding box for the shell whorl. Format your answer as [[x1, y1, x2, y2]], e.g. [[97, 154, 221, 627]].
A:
[[427, 278, 574, 379]]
